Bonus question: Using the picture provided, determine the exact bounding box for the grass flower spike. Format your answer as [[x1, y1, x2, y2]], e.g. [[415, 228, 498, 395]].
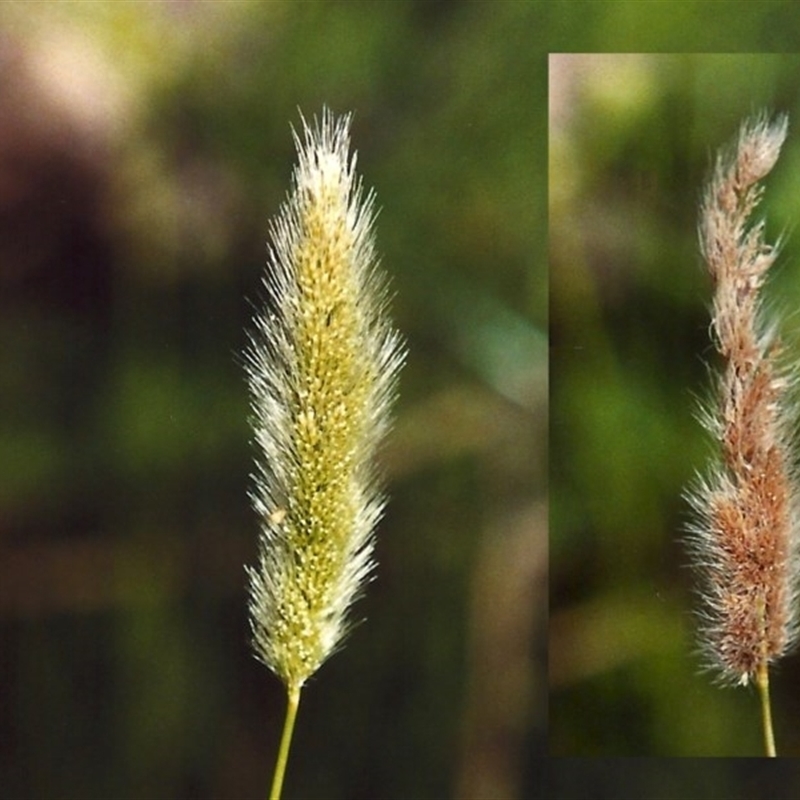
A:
[[244, 108, 405, 797], [688, 112, 799, 756]]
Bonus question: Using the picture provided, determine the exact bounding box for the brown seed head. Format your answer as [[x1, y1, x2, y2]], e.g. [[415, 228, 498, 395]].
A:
[[689, 112, 799, 686]]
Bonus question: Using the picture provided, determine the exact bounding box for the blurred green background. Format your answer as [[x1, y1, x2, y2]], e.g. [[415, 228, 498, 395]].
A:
[[0, 3, 543, 799], [550, 52, 800, 757]]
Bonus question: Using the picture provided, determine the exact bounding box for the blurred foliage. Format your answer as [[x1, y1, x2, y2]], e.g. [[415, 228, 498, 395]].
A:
[[0, 2, 542, 799], [551, 51, 800, 758]]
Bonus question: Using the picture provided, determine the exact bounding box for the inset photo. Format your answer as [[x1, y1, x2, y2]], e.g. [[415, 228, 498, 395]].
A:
[[550, 52, 800, 757]]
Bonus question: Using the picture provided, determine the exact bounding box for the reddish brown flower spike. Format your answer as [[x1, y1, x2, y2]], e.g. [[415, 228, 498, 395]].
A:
[[688, 112, 800, 686]]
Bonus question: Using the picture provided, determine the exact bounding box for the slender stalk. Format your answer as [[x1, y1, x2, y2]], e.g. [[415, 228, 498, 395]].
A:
[[269, 684, 302, 800], [756, 661, 776, 757], [753, 595, 777, 756]]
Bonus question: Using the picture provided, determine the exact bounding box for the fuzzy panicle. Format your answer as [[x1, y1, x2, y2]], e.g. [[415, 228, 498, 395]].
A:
[[244, 109, 405, 691], [689, 112, 800, 686]]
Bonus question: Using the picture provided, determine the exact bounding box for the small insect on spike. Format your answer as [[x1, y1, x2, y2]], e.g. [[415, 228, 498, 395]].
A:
[[268, 507, 287, 527]]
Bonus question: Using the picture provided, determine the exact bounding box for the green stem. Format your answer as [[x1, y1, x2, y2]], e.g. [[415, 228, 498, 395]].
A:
[[755, 661, 776, 757], [270, 683, 302, 800]]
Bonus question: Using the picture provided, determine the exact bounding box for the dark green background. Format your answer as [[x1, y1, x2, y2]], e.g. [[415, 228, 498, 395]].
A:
[[11, 0, 800, 798]]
